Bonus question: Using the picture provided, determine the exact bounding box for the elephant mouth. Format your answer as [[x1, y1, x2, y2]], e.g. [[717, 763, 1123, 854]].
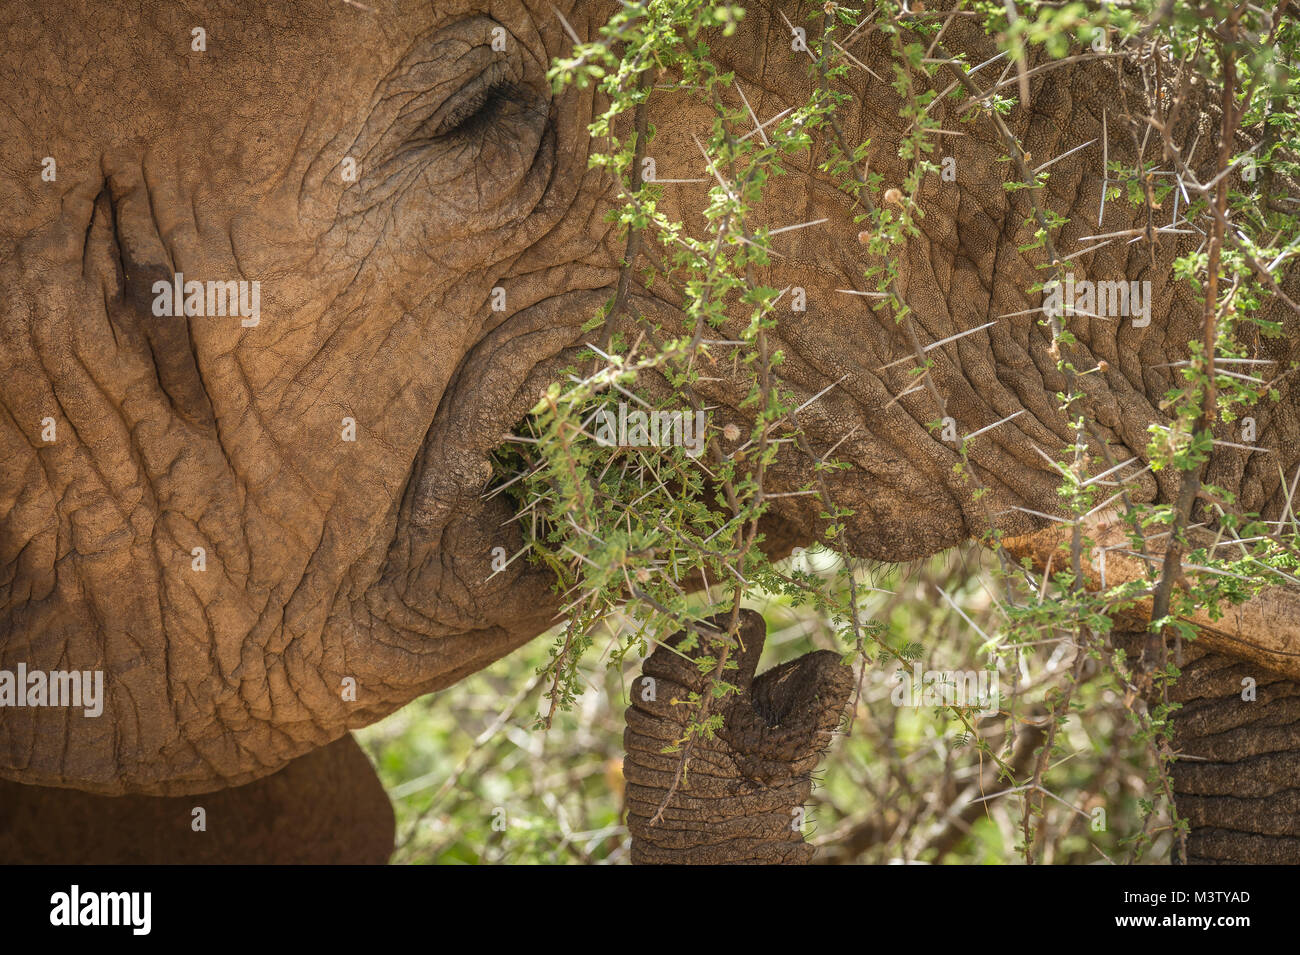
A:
[[405, 288, 611, 524], [374, 287, 618, 638], [387, 283, 825, 635]]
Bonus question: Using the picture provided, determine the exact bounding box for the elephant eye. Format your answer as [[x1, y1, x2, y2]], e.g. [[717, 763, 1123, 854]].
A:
[[352, 17, 554, 228], [432, 78, 522, 139]]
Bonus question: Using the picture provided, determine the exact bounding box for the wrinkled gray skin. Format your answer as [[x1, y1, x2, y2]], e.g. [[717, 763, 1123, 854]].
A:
[[1, 0, 1298, 862]]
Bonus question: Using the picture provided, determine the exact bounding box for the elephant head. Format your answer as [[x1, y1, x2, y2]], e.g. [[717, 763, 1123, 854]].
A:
[[3, 0, 625, 795], [2, 0, 1298, 864]]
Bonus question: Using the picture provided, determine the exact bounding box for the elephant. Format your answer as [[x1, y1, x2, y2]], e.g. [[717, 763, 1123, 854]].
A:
[[1, 0, 1296, 864]]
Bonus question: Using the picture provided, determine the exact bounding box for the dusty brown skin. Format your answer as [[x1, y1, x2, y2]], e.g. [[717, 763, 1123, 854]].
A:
[[0, 734, 393, 864], [0, 0, 1297, 862]]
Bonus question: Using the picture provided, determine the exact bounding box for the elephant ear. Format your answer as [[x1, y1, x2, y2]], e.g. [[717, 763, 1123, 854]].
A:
[[623, 609, 853, 864]]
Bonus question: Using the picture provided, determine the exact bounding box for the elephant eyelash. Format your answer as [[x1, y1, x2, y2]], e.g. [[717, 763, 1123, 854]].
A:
[[433, 80, 522, 138]]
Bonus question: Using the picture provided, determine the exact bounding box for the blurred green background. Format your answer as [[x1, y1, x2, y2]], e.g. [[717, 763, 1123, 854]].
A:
[[357, 544, 1168, 864]]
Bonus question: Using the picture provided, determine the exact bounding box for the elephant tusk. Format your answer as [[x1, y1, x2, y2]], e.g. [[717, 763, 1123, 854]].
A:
[[1000, 519, 1300, 681]]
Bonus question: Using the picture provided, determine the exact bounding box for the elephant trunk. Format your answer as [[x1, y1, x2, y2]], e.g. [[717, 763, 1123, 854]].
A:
[[623, 610, 853, 864]]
